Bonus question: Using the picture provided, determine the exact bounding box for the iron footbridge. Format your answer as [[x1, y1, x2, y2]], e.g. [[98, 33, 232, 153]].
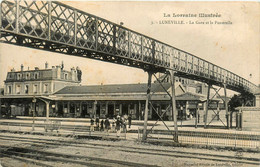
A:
[[0, 0, 258, 94]]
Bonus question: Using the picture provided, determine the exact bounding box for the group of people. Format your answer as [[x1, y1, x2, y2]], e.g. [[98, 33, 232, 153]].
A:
[[90, 114, 132, 137]]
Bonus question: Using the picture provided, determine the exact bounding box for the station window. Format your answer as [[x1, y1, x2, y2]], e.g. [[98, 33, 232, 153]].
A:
[[16, 85, 21, 94], [33, 85, 38, 93], [25, 85, 29, 94], [7, 73, 11, 79], [64, 73, 68, 80], [44, 84, 48, 93], [26, 73, 30, 79], [197, 85, 202, 94], [8, 86, 12, 94], [17, 73, 21, 80], [34, 73, 39, 79]]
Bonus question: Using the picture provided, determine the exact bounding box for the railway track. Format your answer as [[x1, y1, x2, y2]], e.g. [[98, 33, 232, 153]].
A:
[[0, 145, 156, 167], [0, 134, 259, 166]]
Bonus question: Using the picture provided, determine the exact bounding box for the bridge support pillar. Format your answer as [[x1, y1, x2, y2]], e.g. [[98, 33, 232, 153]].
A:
[[170, 70, 178, 142], [224, 84, 229, 129], [93, 101, 97, 118], [32, 97, 36, 131], [46, 101, 50, 121], [204, 84, 211, 128], [142, 71, 153, 141]]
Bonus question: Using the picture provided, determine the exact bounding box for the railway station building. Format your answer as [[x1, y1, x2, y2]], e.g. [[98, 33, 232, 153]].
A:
[[0, 63, 228, 122]]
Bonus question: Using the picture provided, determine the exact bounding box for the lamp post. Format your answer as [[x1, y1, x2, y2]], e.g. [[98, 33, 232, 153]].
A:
[[196, 103, 202, 128], [32, 96, 36, 131]]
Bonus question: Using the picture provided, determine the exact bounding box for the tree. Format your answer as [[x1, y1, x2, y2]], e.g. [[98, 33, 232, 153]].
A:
[[228, 92, 255, 111], [228, 94, 242, 111]]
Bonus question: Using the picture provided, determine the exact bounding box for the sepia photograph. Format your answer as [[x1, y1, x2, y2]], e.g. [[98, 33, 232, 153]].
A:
[[0, 0, 259, 166]]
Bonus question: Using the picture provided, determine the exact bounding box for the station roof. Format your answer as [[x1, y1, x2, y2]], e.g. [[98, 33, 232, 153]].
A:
[[0, 83, 223, 102], [176, 92, 207, 101], [55, 83, 174, 95]]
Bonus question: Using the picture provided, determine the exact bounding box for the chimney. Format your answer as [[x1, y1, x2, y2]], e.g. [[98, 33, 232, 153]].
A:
[[21, 64, 24, 71], [61, 61, 64, 70], [11, 68, 15, 72], [56, 65, 61, 79], [71, 67, 76, 80], [45, 61, 48, 69]]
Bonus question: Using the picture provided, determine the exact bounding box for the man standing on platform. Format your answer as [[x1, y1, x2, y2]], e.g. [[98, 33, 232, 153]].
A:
[[90, 117, 95, 132], [128, 114, 132, 129], [115, 117, 121, 137], [104, 117, 110, 135]]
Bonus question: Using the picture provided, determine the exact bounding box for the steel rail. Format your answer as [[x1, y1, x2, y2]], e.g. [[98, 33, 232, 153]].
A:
[[0, 135, 259, 165]]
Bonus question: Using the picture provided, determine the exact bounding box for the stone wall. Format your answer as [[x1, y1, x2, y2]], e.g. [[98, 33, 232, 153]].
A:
[[255, 95, 260, 107], [239, 107, 260, 132]]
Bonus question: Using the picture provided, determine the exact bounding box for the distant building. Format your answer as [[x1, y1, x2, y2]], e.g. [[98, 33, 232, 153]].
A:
[[1, 62, 80, 117], [4, 63, 80, 96]]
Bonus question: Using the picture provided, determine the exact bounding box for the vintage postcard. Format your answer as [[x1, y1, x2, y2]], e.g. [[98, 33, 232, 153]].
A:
[[0, 1, 259, 167]]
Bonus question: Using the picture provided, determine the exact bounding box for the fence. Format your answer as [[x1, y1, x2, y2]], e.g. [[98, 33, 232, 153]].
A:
[[138, 128, 260, 149], [0, 121, 127, 139]]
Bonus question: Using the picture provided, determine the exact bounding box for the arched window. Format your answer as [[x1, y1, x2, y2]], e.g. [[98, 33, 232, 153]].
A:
[[33, 85, 38, 93], [17, 73, 21, 80], [64, 73, 68, 80], [26, 73, 30, 79], [25, 85, 29, 94], [8, 86, 12, 94], [34, 73, 39, 79], [16, 85, 21, 94], [44, 84, 48, 93]]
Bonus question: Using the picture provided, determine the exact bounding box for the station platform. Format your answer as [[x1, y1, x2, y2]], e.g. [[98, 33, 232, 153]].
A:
[[0, 116, 260, 151], [0, 116, 259, 135]]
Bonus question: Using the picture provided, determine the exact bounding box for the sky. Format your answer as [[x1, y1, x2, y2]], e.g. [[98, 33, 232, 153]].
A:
[[0, 1, 259, 94]]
